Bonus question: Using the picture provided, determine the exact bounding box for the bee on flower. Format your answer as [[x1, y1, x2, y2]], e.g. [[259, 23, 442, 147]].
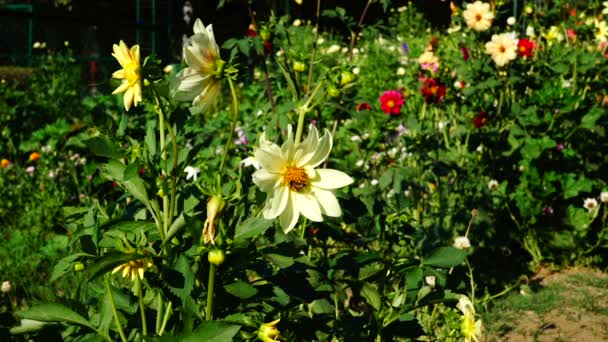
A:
[[171, 19, 224, 114], [111, 41, 142, 111], [251, 125, 353, 233], [463, 1, 494, 32]]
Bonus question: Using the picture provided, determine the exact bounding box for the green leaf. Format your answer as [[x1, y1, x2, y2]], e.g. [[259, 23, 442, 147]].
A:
[[361, 283, 381, 311], [103, 160, 151, 208], [264, 254, 295, 269], [117, 113, 128, 137], [310, 299, 333, 314], [17, 303, 96, 331], [98, 290, 113, 338], [581, 107, 602, 129], [422, 247, 468, 268], [188, 321, 240, 342], [224, 281, 258, 299], [234, 217, 273, 241], [51, 253, 94, 282], [561, 174, 592, 199], [166, 255, 195, 303], [145, 125, 157, 157], [85, 135, 124, 159]]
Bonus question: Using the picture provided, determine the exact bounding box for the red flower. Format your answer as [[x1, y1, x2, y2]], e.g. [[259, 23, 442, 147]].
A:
[[357, 102, 372, 112], [379, 90, 405, 116], [473, 111, 488, 128], [517, 38, 535, 58], [461, 47, 469, 62], [420, 78, 446, 104], [246, 24, 257, 37], [263, 40, 272, 54]]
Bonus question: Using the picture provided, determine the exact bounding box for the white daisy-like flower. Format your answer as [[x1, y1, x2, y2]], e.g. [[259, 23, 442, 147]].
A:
[[184, 165, 200, 181], [252, 125, 353, 232], [600, 191, 608, 203], [417, 50, 440, 68], [488, 179, 499, 191], [584, 198, 598, 212], [171, 19, 223, 114], [454, 236, 471, 250], [506, 16, 516, 26], [594, 19, 608, 42], [603, 1, 608, 15], [463, 1, 494, 32], [485, 32, 518, 67]]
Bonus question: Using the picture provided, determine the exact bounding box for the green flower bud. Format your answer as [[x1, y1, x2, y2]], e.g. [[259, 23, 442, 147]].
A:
[[208, 249, 225, 266], [293, 61, 307, 73], [74, 262, 85, 272], [327, 85, 341, 98], [260, 28, 271, 42], [340, 70, 357, 87]]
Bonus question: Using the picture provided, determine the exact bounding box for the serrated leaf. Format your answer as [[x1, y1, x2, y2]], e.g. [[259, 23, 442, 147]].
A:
[[361, 283, 381, 311], [224, 281, 258, 299], [234, 217, 273, 241], [17, 303, 96, 331], [85, 135, 124, 159], [166, 255, 195, 303], [264, 254, 294, 269]]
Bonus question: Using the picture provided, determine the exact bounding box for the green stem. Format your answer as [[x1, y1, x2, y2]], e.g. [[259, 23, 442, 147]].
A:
[[465, 258, 475, 303], [217, 77, 240, 191], [166, 122, 178, 228], [206, 263, 216, 320], [295, 81, 324, 145], [305, 0, 322, 94], [155, 293, 163, 335], [159, 300, 172, 336], [104, 275, 128, 342], [152, 87, 169, 239], [137, 277, 147, 336]]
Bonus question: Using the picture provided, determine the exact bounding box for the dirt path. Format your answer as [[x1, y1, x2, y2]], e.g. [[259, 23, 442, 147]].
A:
[[483, 267, 608, 342]]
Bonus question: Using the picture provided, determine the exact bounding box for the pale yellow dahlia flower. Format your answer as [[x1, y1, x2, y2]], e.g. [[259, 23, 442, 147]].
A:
[[594, 19, 608, 42], [111, 41, 142, 111], [485, 32, 518, 67], [112, 258, 154, 282], [252, 125, 353, 233], [457, 295, 483, 342], [172, 18, 224, 114], [463, 1, 494, 32]]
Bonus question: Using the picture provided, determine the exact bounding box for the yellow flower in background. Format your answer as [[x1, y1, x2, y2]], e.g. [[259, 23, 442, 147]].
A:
[[112, 258, 153, 282], [171, 18, 224, 114], [594, 19, 608, 42], [543, 26, 564, 46], [485, 32, 518, 67], [111, 41, 142, 111], [252, 125, 353, 233], [257, 319, 280, 342], [463, 1, 494, 32], [457, 295, 483, 342], [0, 158, 10, 168]]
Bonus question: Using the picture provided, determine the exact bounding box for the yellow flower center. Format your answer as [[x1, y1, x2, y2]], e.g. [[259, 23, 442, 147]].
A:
[[124, 61, 140, 85], [475, 13, 482, 22], [387, 100, 395, 108], [283, 166, 309, 192], [499, 45, 506, 53]]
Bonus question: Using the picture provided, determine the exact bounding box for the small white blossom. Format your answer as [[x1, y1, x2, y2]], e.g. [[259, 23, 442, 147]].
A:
[[454, 236, 471, 250], [293, 19, 302, 27], [355, 160, 365, 168], [584, 198, 598, 211], [425, 276, 436, 288], [370, 179, 379, 186], [26, 166, 35, 175], [351, 135, 362, 142], [526, 25, 536, 37], [326, 44, 340, 54], [600, 191, 608, 203], [1, 281, 11, 293], [184, 166, 200, 181], [488, 179, 499, 191], [352, 67, 360, 75], [396, 67, 406, 76], [507, 17, 516, 26]]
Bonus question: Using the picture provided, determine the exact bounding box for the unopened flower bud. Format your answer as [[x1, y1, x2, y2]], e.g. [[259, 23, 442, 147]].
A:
[[208, 249, 225, 266], [293, 60, 307, 73], [74, 262, 85, 272], [258, 319, 280, 342], [260, 28, 271, 42], [339, 70, 357, 87], [327, 85, 341, 98]]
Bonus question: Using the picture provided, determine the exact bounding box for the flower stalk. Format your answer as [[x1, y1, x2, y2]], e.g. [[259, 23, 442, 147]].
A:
[[137, 277, 147, 336], [104, 275, 128, 342], [205, 263, 216, 320]]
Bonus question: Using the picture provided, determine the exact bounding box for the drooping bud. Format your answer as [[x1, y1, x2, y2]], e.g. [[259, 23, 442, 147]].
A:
[[339, 70, 357, 87], [74, 262, 85, 272], [203, 196, 225, 244], [293, 60, 307, 73], [257, 319, 280, 342]]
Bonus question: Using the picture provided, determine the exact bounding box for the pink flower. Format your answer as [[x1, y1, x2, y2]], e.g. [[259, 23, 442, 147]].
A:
[[379, 90, 405, 116]]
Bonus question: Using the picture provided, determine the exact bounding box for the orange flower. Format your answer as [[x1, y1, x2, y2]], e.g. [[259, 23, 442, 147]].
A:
[[29, 152, 41, 162], [1, 158, 10, 168]]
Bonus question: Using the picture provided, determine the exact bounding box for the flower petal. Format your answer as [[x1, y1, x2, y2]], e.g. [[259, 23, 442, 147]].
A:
[[281, 125, 295, 162], [279, 193, 300, 233], [311, 169, 353, 189], [252, 169, 281, 192], [254, 143, 284, 173], [299, 129, 332, 168], [293, 191, 323, 222], [112, 81, 130, 95], [193, 18, 205, 34], [123, 86, 135, 111], [312, 188, 341, 217], [112, 69, 125, 79], [263, 186, 289, 219], [294, 125, 318, 165]]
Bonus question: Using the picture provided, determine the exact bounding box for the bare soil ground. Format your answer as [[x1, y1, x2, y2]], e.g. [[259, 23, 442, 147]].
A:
[[483, 267, 608, 342]]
